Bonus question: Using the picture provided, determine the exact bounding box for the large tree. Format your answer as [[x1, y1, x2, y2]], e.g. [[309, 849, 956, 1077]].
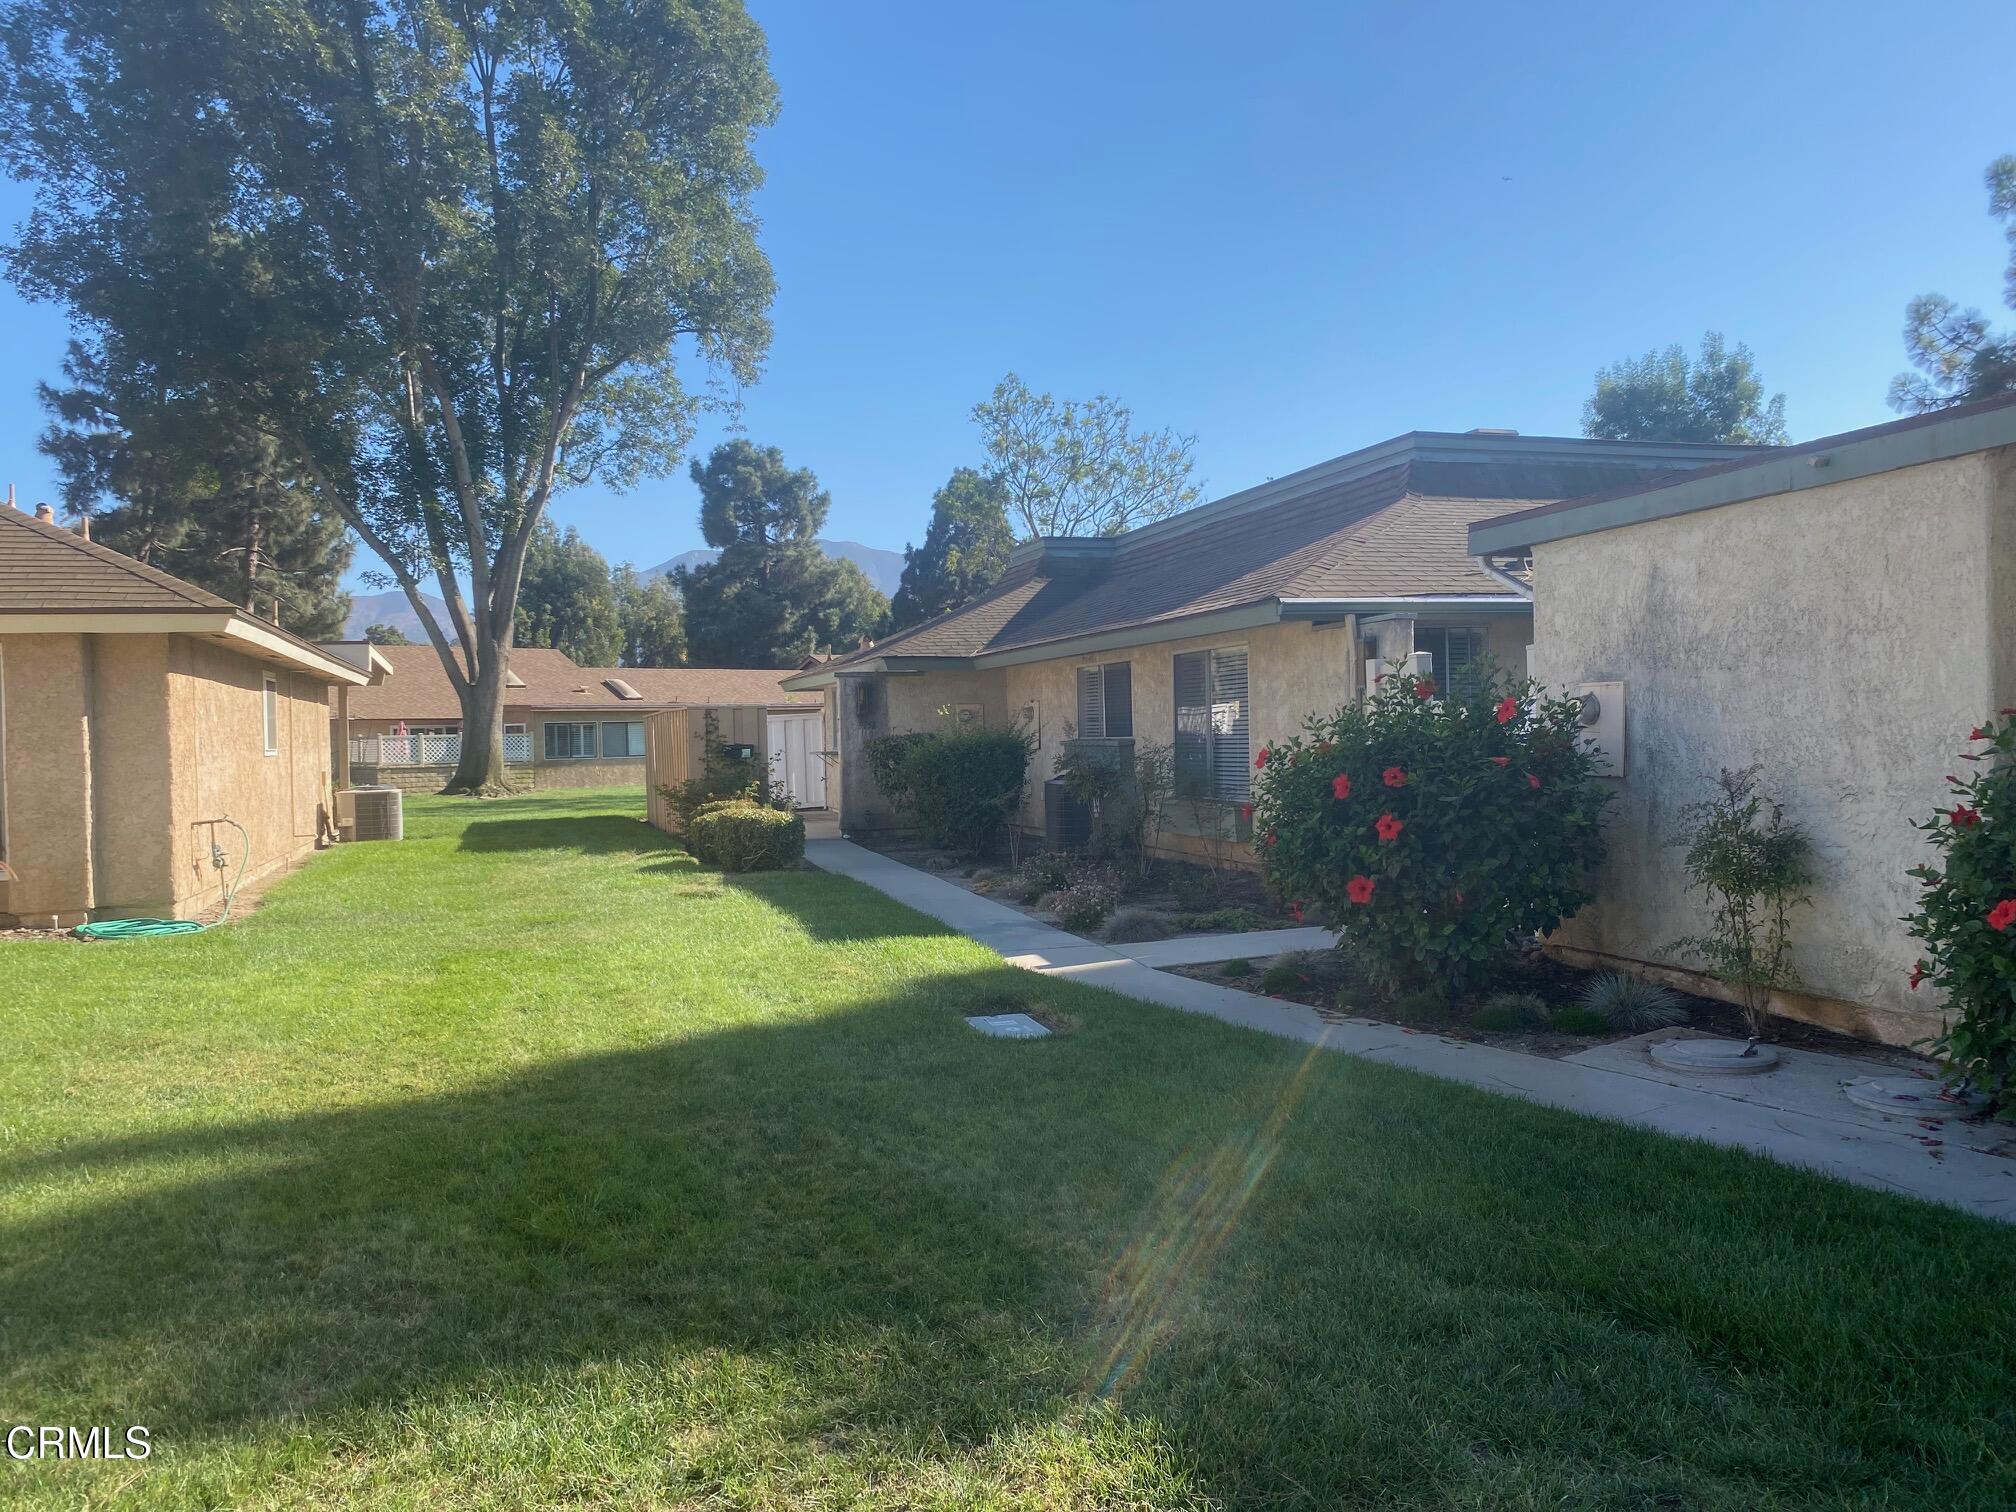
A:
[[612, 565, 687, 668], [888, 467, 1013, 631], [1581, 332, 1789, 445], [0, 0, 776, 793], [1891, 155, 2016, 414], [514, 520, 620, 666], [675, 440, 887, 667], [973, 373, 1201, 537], [37, 340, 353, 638]]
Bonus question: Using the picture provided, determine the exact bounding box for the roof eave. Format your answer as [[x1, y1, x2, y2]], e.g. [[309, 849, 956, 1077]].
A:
[[0, 608, 370, 684]]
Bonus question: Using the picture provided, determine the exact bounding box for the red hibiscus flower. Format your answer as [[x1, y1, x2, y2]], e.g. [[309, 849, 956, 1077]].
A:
[[1382, 766, 1407, 788], [1989, 898, 2016, 932], [1239, 802, 1253, 821], [1528, 774, 1542, 791], [1288, 899, 1305, 924], [1345, 874, 1376, 905], [1254, 747, 1270, 769], [1375, 813, 1404, 842], [1972, 726, 1992, 740], [1495, 696, 1519, 724], [1331, 772, 1351, 801], [1489, 755, 1510, 767], [1264, 830, 1277, 847], [1413, 680, 1436, 700], [1951, 805, 1981, 828], [1909, 963, 1927, 991]]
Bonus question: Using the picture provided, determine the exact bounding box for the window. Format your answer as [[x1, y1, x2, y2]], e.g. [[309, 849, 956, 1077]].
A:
[[1416, 627, 1485, 702], [1172, 647, 1249, 800], [544, 721, 598, 760], [261, 674, 279, 755], [1074, 661, 1134, 739], [599, 720, 646, 758]]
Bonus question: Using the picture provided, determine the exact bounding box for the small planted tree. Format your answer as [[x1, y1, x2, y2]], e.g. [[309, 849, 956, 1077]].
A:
[[1667, 766, 1814, 1038], [1906, 715, 2016, 1111], [1251, 665, 1610, 993]]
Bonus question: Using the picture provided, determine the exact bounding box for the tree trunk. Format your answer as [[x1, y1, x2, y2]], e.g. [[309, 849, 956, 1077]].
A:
[[443, 646, 512, 796]]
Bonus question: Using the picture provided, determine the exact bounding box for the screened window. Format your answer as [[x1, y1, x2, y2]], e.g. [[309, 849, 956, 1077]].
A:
[[1416, 627, 1485, 702], [1172, 647, 1250, 800], [600, 720, 646, 758], [544, 721, 598, 760], [1074, 661, 1134, 739], [261, 674, 279, 756]]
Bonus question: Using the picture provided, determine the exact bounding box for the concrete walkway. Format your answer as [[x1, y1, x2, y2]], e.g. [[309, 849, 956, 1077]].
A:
[[806, 839, 2015, 1222]]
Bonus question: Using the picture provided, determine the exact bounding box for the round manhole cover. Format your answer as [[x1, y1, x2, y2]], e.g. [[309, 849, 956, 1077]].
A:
[[1648, 1037, 1782, 1075], [1843, 1076, 1983, 1121]]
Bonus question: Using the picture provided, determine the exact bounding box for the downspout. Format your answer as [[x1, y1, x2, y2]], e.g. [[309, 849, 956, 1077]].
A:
[[1472, 555, 1533, 597], [81, 635, 104, 914]]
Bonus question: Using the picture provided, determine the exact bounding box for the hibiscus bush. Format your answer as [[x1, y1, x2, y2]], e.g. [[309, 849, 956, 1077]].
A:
[[1906, 714, 2016, 1112], [1251, 664, 1611, 992]]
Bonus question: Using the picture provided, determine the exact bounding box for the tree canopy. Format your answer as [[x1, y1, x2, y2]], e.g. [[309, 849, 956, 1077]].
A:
[[888, 468, 1013, 631], [363, 623, 412, 645], [675, 440, 887, 667], [612, 565, 687, 668], [973, 373, 1202, 537], [1581, 333, 1789, 445], [1891, 155, 2016, 413], [515, 521, 621, 667], [0, 0, 776, 791], [37, 340, 352, 638]]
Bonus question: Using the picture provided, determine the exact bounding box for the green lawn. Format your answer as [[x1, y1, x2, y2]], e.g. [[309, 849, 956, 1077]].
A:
[[3, 789, 2013, 1509]]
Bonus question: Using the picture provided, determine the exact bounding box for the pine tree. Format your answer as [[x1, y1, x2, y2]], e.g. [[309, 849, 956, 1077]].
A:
[[888, 468, 1013, 631]]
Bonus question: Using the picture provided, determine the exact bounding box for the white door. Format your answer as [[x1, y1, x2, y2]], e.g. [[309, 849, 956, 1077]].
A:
[[767, 712, 827, 809]]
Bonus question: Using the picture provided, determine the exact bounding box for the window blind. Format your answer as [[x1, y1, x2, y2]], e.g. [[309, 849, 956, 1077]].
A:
[[1209, 649, 1250, 800]]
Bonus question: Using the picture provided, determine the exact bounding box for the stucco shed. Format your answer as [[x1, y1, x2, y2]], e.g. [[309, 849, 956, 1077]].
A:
[[1470, 392, 2016, 1045], [0, 503, 369, 927]]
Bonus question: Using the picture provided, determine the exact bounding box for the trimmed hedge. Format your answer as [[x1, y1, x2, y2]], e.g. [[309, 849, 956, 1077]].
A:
[[863, 725, 1032, 855], [687, 800, 805, 872]]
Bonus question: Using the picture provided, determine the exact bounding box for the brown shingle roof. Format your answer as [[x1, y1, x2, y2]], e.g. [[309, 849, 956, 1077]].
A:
[[0, 505, 238, 611], [836, 467, 1544, 666], [339, 644, 818, 722]]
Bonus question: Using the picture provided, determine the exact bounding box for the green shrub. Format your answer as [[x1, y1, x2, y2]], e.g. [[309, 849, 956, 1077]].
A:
[[1907, 714, 2016, 1111], [1259, 948, 1357, 997], [658, 715, 787, 834], [1102, 906, 1180, 943], [1170, 866, 1218, 912], [1548, 1004, 1611, 1036], [1250, 663, 1610, 994], [1668, 765, 1813, 1037], [1218, 958, 1256, 978], [1173, 907, 1267, 934], [865, 725, 1033, 856], [1013, 852, 1074, 903], [1578, 972, 1687, 1031], [1389, 989, 1449, 1024], [1473, 991, 1549, 1030], [1053, 867, 1123, 932], [686, 801, 805, 872]]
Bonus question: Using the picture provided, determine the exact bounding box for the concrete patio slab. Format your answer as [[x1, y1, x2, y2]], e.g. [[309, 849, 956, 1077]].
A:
[[804, 838, 2016, 1222]]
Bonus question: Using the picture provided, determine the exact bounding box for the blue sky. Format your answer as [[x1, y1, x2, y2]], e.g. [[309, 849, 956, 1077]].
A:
[[3, 0, 2014, 585]]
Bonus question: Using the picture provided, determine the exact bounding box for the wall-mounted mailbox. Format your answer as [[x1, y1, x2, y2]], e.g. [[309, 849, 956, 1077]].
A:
[[722, 742, 757, 761], [1569, 681, 1625, 777]]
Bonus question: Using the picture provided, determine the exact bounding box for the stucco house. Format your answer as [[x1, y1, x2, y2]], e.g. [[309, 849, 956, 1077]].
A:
[[784, 428, 1755, 855], [1469, 391, 2016, 1047], [0, 501, 372, 927], [337, 644, 823, 798]]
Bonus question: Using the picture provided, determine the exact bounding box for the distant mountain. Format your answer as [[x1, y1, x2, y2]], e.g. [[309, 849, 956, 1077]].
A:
[[644, 538, 905, 598], [343, 589, 449, 643]]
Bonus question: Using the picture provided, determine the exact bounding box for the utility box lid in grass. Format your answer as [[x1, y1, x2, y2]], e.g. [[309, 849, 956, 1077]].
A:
[[966, 1013, 1051, 1039]]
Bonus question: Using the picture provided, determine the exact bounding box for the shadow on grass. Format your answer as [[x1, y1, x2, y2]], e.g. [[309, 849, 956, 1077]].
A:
[[0, 970, 1104, 1454]]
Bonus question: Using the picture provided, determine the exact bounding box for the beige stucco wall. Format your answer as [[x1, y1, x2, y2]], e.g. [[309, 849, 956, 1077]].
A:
[[1531, 447, 2016, 1044], [0, 631, 335, 926], [831, 610, 1532, 852]]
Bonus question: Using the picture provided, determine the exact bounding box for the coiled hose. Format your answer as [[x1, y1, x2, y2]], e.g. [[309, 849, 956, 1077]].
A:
[[73, 817, 251, 941]]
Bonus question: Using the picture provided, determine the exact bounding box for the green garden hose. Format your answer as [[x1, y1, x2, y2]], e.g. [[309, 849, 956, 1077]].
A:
[[73, 817, 251, 941]]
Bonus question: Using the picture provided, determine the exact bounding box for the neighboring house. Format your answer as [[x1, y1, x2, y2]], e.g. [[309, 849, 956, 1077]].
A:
[[784, 428, 1756, 855], [0, 501, 372, 927], [335, 645, 823, 797], [1469, 391, 2016, 1047]]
